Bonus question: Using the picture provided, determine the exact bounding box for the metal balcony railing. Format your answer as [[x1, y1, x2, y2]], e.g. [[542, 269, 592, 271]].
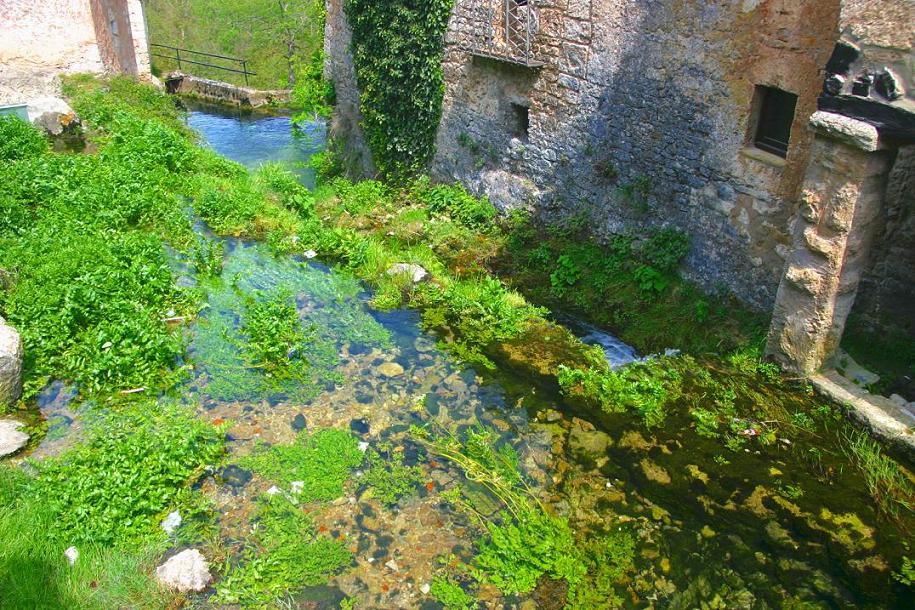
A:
[[463, 0, 543, 68]]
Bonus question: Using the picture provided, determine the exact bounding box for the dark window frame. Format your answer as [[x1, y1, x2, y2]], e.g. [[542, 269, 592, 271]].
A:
[[751, 85, 798, 159]]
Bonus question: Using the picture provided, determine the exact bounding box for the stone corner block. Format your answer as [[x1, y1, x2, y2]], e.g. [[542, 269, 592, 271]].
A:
[[808, 111, 881, 152]]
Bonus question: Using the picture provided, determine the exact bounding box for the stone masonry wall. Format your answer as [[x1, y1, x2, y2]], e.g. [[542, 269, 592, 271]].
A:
[[325, 0, 913, 329], [851, 146, 915, 338], [432, 0, 842, 310], [0, 0, 150, 105]]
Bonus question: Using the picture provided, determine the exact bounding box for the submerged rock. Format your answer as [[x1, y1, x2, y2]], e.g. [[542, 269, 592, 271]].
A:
[[376, 362, 405, 378], [0, 318, 23, 407], [0, 420, 28, 458], [568, 428, 612, 460], [155, 548, 212, 592]]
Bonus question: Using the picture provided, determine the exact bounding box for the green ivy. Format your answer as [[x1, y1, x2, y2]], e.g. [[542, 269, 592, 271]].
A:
[[344, 0, 455, 181]]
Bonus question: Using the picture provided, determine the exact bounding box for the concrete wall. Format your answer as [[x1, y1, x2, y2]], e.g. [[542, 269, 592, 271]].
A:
[[0, 0, 151, 104]]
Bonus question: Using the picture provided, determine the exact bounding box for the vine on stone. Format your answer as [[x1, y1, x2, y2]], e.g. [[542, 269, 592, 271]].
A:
[[344, 0, 454, 182]]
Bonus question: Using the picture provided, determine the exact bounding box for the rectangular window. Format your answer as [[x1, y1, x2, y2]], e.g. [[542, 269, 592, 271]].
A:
[[511, 103, 530, 141], [753, 86, 797, 158]]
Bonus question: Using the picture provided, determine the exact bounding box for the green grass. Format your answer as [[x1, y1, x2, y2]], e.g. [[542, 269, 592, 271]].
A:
[[0, 404, 223, 609], [841, 427, 915, 519]]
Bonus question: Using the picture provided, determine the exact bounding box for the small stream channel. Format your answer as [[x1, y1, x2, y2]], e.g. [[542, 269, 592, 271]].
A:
[[60, 103, 906, 608]]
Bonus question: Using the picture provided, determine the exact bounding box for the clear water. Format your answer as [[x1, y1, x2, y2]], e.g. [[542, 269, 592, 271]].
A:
[[175, 106, 912, 609]]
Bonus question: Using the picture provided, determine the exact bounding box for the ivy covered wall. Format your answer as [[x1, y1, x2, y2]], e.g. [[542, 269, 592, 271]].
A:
[[342, 0, 455, 182]]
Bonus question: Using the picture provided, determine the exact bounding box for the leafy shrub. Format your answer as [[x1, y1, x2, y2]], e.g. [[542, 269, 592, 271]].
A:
[[242, 429, 363, 501], [0, 115, 48, 161], [419, 182, 496, 229], [550, 254, 582, 296], [639, 227, 690, 273], [27, 404, 224, 545], [633, 265, 668, 293]]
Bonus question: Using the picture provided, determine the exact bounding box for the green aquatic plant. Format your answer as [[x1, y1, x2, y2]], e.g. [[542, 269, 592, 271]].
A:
[[241, 289, 313, 373], [417, 180, 496, 230], [841, 427, 915, 519], [192, 237, 224, 277], [24, 403, 225, 546], [242, 428, 363, 501], [417, 425, 634, 606], [214, 493, 352, 607], [894, 556, 915, 587], [430, 574, 478, 610], [558, 357, 682, 427], [361, 444, 424, 506]]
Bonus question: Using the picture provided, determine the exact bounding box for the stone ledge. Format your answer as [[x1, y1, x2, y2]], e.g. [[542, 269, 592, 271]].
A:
[[808, 111, 881, 152], [812, 370, 915, 465], [739, 145, 787, 168]]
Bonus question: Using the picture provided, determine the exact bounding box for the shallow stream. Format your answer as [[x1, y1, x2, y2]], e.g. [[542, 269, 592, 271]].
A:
[[34, 105, 910, 608]]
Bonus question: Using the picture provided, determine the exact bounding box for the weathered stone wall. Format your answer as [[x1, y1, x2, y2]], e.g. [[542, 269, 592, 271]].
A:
[[429, 0, 845, 309], [164, 72, 291, 108], [851, 146, 915, 338], [324, 0, 374, 177], [0, 0, 151, 104], [325, 0, 914, 345]]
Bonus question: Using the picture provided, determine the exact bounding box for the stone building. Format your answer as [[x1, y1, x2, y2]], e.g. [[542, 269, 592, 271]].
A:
[[326, 0, 915, 378], [0, 0, 151, 104]]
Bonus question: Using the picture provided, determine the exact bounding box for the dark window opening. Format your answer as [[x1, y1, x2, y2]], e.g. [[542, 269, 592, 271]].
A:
[[753, 86, 797, 158], [511, 103, 530, 141]]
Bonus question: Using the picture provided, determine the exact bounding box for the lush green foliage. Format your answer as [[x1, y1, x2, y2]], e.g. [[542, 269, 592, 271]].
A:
[[0, 115, 48, 161], [430, 574, 478, 610], [362, 444, 424, 506], [344, 0, 455, 180], [243, 428, 364, 501], [146, 0, 325, 91], [26, 404, 224, 545], [241, 289, 313, 373], [418, 426, 634, 607], [558, 356, 683, 427], [0, 404, 222, 608], [215, 494, 352, 607], [841, 428, 915, 519]]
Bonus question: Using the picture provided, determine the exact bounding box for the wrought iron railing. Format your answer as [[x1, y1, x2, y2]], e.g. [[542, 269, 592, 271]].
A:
[[463, 0, 543, 68], [149, 44, 257, 86]]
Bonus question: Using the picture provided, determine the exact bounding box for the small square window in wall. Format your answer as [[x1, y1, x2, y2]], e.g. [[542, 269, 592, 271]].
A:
[[752, 86, 798, 158]]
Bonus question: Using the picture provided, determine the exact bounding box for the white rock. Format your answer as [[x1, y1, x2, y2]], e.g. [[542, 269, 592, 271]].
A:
[[304, 250, 317, 259], [358, 441, 369, 453], [0, 322, 23, 407], [386, 263, 428, 283], [384, 559, 399, 572], [64, 546, 79, 565], [290, 481, 304, 495], [26, 96, 78, 136], [155, 549, 212, 592], [420, 582, 431, 595], [266, 485, 281, 496], [160, 510, 182, 534], [0, 420, 28, 458]]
